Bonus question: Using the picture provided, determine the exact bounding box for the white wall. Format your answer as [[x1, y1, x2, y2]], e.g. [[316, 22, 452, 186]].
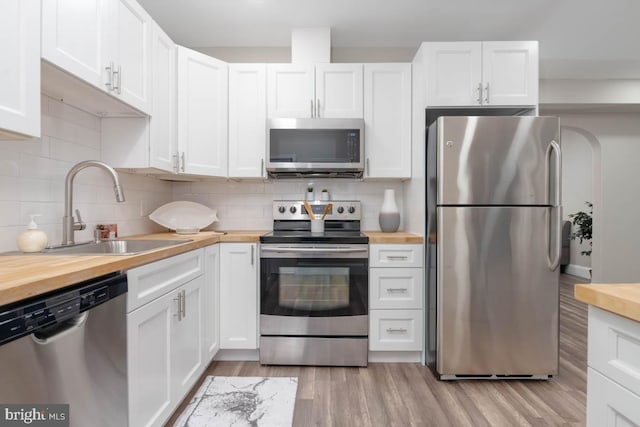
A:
[[171, 179, 405, 231], [557, 113, 640, 283], [0, 96, 172, 252], [561, 125, 593, 272]]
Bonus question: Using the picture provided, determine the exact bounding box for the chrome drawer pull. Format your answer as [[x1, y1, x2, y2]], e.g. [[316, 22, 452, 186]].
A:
[[387, 288, 408, 293], [386, 328, 408, 334], [386, 255, 409, 260], [174, 292, 183, 321]]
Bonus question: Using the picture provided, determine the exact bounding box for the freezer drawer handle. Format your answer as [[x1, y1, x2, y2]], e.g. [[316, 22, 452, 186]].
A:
[[386, 328, 408, 334], [547, 140, 562, 271]]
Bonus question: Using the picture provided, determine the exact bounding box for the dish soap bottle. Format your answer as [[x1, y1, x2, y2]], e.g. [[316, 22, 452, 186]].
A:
[[16, 214, 48, 253]]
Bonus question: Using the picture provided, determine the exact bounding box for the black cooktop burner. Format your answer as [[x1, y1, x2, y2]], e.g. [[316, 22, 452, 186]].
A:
[[260, 230, 369, 244]]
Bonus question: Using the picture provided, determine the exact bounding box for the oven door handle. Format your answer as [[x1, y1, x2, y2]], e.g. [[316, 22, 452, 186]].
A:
[[261, 247, 368, 254]]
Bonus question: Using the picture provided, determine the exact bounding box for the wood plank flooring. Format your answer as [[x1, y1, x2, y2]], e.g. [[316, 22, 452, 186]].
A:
[[166, 274, 588, 426]]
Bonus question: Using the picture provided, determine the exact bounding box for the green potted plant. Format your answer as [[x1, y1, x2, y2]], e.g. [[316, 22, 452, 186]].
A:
[[569, 201, 593, 277], [306, 186, 314, 201]]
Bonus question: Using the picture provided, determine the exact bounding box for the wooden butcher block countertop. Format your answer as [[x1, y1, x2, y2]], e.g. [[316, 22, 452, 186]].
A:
[[363, 231, 424, 244], [0, 230, 268, 307], [575, 283, 640, 322]]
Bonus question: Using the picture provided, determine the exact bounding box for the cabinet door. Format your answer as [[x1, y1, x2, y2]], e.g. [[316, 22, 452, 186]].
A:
[[41, 0, 108, 91], [177, 47, 228, 176], [220, 243, 258, 349], [110, 0, 152, 114], [424, 42, 482, 106], [482, 41, 538, 106], [127, 289, 174, 427], [228, 64, 266, 178], [0, 0, 40, 139], [150, 22, 177, 172], [315, 64, 363, 118], [587, 368, 640, 427], [267, 64, 314, 118], [203, 245, 220, 362], [364, 63, 412, 178], [171, 276, 205, 402]]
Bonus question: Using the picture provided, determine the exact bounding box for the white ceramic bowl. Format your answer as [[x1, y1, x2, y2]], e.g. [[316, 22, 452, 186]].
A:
[[149, 201, 218, 234]]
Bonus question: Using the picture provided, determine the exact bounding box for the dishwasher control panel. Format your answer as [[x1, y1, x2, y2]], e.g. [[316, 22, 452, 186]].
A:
[[0, 273, 127, 345]]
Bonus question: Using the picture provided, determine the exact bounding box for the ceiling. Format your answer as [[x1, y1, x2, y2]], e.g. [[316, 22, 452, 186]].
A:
[[137, 0, 640, 79]]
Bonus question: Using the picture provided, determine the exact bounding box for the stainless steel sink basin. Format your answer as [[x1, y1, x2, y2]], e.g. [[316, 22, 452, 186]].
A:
[[41, 239, 192, 255]]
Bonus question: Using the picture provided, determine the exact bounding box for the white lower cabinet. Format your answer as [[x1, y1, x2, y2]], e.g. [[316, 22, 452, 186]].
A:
[[220, 243, 258, 349], [586, 306, 640, 427], [127, 245, 219, 427], [369, 243, 424, 354]]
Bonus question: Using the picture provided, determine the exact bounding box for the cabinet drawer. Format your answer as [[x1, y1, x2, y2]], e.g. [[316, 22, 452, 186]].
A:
[[588, 306, 640, 396], [369, 309, 423, 351], [127, 249, 204, 312], [370, 268, 423, 309], [370, 244, 423, 268], [587, 368, 640, 427]]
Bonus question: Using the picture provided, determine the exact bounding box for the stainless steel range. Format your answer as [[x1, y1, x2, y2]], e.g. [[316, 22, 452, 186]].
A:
[[259, 200, 369, 367]]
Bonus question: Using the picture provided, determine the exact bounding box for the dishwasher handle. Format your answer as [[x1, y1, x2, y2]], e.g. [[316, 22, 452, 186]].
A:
[[32, 312, 88, 345]]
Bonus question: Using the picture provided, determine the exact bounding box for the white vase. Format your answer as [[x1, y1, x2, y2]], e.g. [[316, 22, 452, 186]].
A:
[[379, 189, 400, 232], [305, 191, 314, 201]]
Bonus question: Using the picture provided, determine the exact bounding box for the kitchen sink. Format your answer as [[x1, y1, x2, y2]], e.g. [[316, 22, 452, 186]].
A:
[[41, 239, 192, 255]]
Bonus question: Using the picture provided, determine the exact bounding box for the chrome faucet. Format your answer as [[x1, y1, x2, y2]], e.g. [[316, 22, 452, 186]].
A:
[[62, 160, 126, 246]]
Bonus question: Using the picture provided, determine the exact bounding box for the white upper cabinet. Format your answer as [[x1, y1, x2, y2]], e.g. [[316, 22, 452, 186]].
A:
[[482, 41, 538, 106], [149, 22, 177, 172], [424, 41, 538, 107], [107, 0, 152, 113], [228, 64, 267, 178], [267, 64, 315, 118], [0, 0, 40, 139], [42, 0, 152, 115], [315, 64, 363, 118], [267, 63, 364, 118], [364, 63, 412, 179], [42, 0, 108, 89], [424, 42, 482, 107], [177, 47, 228, 177]]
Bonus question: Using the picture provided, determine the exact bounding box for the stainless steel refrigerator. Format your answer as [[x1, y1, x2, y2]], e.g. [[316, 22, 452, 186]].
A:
[[425, 116, 562, 380]]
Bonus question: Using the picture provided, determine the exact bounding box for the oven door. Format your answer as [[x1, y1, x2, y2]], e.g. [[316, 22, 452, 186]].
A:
[[260, 244, 368, 336]]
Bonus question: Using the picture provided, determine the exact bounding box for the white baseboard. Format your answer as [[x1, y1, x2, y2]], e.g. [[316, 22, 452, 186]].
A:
[[214, 349, 259, 361], [367, 351, 421, 363], [565, 263, 592, 279]]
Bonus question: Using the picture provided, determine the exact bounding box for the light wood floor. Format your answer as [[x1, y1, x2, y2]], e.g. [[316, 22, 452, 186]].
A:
[[166, 274, 588, 426]]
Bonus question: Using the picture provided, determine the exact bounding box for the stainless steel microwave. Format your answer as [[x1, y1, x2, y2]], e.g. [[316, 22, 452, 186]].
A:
[[266, 118, 364, 179]]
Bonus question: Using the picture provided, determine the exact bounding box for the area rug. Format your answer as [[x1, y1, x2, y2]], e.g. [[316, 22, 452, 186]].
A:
[[173, 376, 298, 427]]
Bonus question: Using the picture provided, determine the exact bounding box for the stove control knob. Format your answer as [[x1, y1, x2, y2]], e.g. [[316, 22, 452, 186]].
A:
[[337, 206, 344, 214], [348, 206, 356, 214], [278, 206, 286, 213], [289, 206, 297, 214]]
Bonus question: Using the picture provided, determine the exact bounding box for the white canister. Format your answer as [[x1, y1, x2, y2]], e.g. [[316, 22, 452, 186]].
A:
[[310, 219, 325, 233], [16, 214, 48, 252]]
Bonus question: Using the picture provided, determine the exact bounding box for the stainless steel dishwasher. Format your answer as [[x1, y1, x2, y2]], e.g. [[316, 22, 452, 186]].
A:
[[0, 272, 128, 427]]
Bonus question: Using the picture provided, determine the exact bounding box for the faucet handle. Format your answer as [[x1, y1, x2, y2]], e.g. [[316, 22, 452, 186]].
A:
[[74, 209, 86, 231]]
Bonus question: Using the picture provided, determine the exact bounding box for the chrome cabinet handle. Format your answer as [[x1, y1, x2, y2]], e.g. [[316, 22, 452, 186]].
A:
[[386, 255, 408, 260], [181, 290, 186, 318], [180, 152, 185, 172], [387, 288, 408, 293], [484, 83, 490, 104], [174, 292, 182, 321], [261, 158, 264, 176], [386, 328, 408, 333], [310, 99, 314, 118], [366, 158, 370, 176], [172, 153, 179, 172], [115, 66, 122, 94], [316, 99, 320, 117], [251, 245, 255, 265], [477, 82, 482, 104], [105, 62, 114, 91], [546, 140, 562, 271]]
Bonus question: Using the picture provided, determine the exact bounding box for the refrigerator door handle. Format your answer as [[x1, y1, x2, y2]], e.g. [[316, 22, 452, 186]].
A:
[[547, 140, 562, 271]]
